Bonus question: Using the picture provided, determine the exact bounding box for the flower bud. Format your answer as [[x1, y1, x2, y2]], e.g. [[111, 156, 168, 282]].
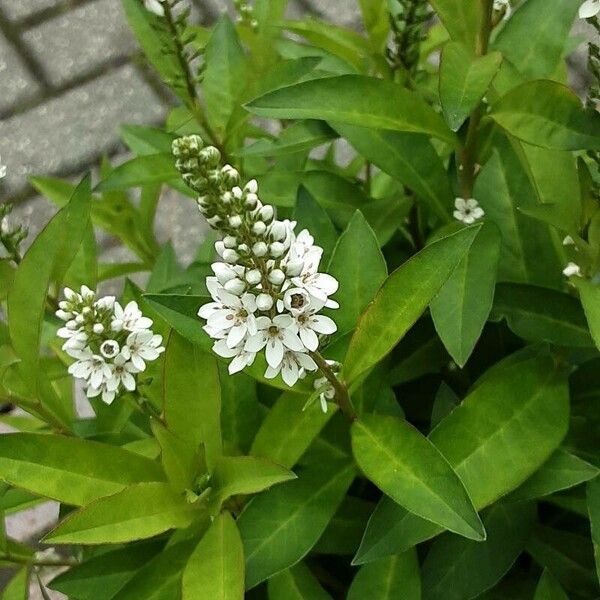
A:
[[55, 309, 71, 321], [245, 179, 258, 194], [207, 215, 221, 227], [268, 269, 285, 285], [81, 285, 95, 300], [285, 259, 304, 277], [270, 242, 285, 258], [252, 242, 268, 257], [259, 205, 274, 222], [221, 191, 233, 205], [256, 293, 274, 311], [237, 243, 249, 253], [64, 288, 78, 301], [245, 193, 258, 209], [223, 249, 239, 264], [215, 241, 225, 256], [245, 269, 262, 285], [229, 215, 242, 228], [223, 235, 237, 249], [75, 314, 85, 324], [93, 323, 104, 334], [224, 278, 246, 295], [199, 146, 221, 167], [232, 186, 243, 200], [212, 262, 237, 284], [269, 220, 287, 241], [252, 221, 267, 235]]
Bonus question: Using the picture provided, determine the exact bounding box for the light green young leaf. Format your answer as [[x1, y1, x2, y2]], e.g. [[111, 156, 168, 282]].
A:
[[95, 154, 181, 192], [422, 502, 536, 600], [120, 124, 175, 155], [575, 279, 600, 351], [212, 455, 296, 507], [45, 482, 194, 544], [587, 476, 600, 584], [440, 42, 502, 131], [0, 433, 164, 506], [348, 551, 421, 600], [534, 570, 569, 600], [358, 0, 389, 52], [327, 211, 387, 338], [246, 75, 457, 145], [238, 460, 355, 589], [182, 512, 244, 600], [506, 450, 599, 503], [351, 414, 485, 541], [2, 567, 28, 600], [489, 81, 600, 150], [268, 562, 333, 599], [163, 332, 222, 471], [332, 123, 453, 221], [344, 225, 480, 383], [430, 223, 501, 367], [429, 0, 483, 52]]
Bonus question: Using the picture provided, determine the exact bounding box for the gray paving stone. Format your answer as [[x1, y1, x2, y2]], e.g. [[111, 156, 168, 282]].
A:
[[0, 0, 62, 21], [0, 36, 39, 113], [22, 0, 137, 87], [0, 63, 166, 195]]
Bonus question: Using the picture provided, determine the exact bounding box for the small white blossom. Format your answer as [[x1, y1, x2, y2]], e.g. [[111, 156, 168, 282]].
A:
[[111, 301, 153, 333], [144, 0, 165, 16], [563, 262, 583, 278], [245, 315, 305, 368], [453, 197, 485, 225], [579, 0, 600, 19], [265, 351, 318, 387], [313, 375, 335, 414], [493, 0, 512, 18], [121, 330, 165, 371], [212, 339, 257, 374], [105, 355, 139, 393], [293, 311, 337, 352]]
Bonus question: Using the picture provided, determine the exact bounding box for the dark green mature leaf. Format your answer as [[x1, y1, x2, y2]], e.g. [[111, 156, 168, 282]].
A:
[[95, 154, 181, 192], [489, 81, 600, 150], [238, 460, 355, 589], [490, 283, 594, 348], [268, 562, 333, 599], [534, 570, 569, 600], [0, 433, 164, 506], [163, 332, 222, 471], [575, 279, 600, 351], [430, 223, 501, 366], [182, 512, 244, 600], [50, 541, 163, 600], [344, 225, 480, 383], [352, 414, 485, 541], [422, 502, 535, 600], [332, 123, 453, 221], [429, 0, 483, 52], [506, 450, 599, 503], [246, 75, 457, 145], [251, 392, 334, 469], [587, 476, 600, 584], [327, 211, 387, 337], [203, 16, 248, 138], [45, 482, 195, 544], [493, 0, 579, 80], [440, 43, 502, 131]]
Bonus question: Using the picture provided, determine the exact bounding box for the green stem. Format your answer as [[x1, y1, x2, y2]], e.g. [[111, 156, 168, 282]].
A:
[[0, 553, 79, 568], [310, 352, 357, 422]]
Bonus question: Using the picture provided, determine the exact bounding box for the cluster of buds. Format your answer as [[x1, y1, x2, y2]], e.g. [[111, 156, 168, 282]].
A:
[[173, 135, 340, 393], [233, 0, 258, 30], [56, 286, 164, 404]]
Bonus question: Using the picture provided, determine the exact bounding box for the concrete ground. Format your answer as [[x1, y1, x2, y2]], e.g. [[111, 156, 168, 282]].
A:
[[0, 0, 593, 597]]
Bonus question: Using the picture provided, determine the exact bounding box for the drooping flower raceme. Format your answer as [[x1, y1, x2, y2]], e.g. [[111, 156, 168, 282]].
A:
[[56, 286, 164, 404], [453, 197, 485, 225], [172, 135, 339, 388]]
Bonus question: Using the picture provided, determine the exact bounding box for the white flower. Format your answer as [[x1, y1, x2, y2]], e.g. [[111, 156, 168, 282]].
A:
[[68, 350, 112, 389], [121, 330, 165, 371], [562, 235, 575, 246], [245, 315, 305, 368], [112, 301, 153, 333], [562, 262, 583, 278], [212, 339, 257, 374], [62, 332, 89, 358], [493, 0, 512, 17], [87, 382, 117, 405], [579, 0, 600, 19], [100, 340, 120, 359], [105, 354, 139, 393], [265, 351, 318, 387], [453, 197, 485, 225], [293, 311, 337, 352], [144, 0, 164, 16], [205, 292, 258, 348], [313, 375, 335, 413], [290, 272, 339, 308]]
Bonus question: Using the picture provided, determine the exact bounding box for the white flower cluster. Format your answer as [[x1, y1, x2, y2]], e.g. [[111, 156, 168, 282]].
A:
[[56, 286, 164, 404], [453, 197, 485, 225], [173, 135, 339, 388]]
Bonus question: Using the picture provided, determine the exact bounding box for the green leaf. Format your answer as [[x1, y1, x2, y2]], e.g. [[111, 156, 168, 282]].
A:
[[163, 332, 222, 471], [430, 223, 501, 366], [348, 551, 421, 600], [493, 0, 579, 80], [238, 460, 355, 589], [506, 450, 599, 503], [182, 512, 244, 600], [575, 279, 600, 351], [45, 482, 195, 544], [587, 476, 600, 584], [268, 562, 333, 599], [251, 392, 335, 469], [422, 502, 535, 600], [429, 0, 483, 51], [95, 154, 181, 192], [0, 433, 164, 506], [203, 16, 248, 138], [327, 211, 387, 337], [246, 75, 457, 145], [489, 81, 600, 150], [49, 541, 163, 600], [332, 123, 453, 221], [2, 568, 28, 600], [440, 43, 502, 131], [490, 283, 594, 348], [358, 0, 389, 52], [534, 570, 569, 600], [352, 414, 485, 541], [344, 225, 480, 383], [212, 456, 296, 507], [120, 124, 175, 155]]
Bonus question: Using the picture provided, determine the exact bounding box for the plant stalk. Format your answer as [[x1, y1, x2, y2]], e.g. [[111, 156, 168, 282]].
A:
[[310, 352, 357, 422]]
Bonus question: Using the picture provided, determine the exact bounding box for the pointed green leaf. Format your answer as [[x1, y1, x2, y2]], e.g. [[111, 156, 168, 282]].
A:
[[2, 567, 28, 600], [534, 570, 569, 600], [429, 0, 483, 52], [344, 225, 480, 383], [575, 279, 600, 351], [95, 154, 181, 192], [183, 512, 244, 600], [587, 476, 600, 584], [268, 562, 333, 599]]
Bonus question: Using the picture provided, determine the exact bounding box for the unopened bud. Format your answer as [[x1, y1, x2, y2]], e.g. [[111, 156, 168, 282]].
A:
[[256, 293, 274, 311], [223, 249, 239, 264], [270, 242, 285, 258], [93, 323, 104, 334], [221, 191, 233, 205], [252, 221, 267, 235], [223, 235, 237, 249], [224, 278, 245, 295], [259, 205, 274, 222], [215, 241, 225, 256], [252, 242, 268, 257], [237, 243, 249, 253], [245, 269, 262, 285], [229, 215, 242, 228], [245, 179, 258, 194], [268, 269, 285, 285], [269, 221, 287, 241], [245, 193, 258, 208], [212, 262, 237, 284], [285, 259, 304, 277], [199, 146, 221, 167]]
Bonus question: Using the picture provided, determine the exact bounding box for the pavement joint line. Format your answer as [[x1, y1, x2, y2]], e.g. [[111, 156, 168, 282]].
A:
[[10, 0, 99, 31]]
